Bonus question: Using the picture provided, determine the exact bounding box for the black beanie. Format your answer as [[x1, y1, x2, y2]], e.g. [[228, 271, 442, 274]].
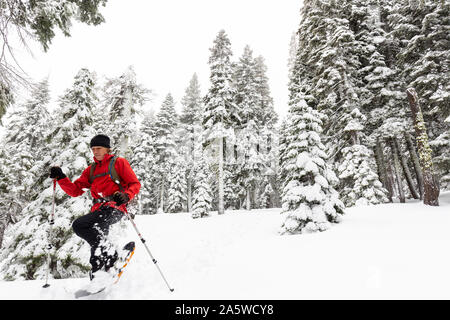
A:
[[90, 134, 111, 148]]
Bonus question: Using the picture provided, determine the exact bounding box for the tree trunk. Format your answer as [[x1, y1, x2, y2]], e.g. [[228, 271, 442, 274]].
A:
[[246, 189, 251, 211], [253, 187, 259, 209], [187, 125, 196, 213], [388, 138, 405, 203], [186, 176, 192, 212], [406, 88, 439, 206], [269, 175, 281, 207], [218, 136, 225, 215], [393, 136, 419, 199], [159, 179, 165, 213], [386, 156, 396, 199], [374, 138, 393, 202], [404, 131, 424, 199], [0, 214, 8, 249]]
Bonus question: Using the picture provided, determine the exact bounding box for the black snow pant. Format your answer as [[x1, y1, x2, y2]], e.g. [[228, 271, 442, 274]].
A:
[[72, 204, 124, 273]]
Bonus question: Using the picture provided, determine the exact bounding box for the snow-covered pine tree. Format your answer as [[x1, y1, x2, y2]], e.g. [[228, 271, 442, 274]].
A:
[[289, 0, 323, 102], [101, 66, 149, 157], [223, 163, 241, 209], [356, 0, 405, 138], [0, 78, 51, 211], [192, 156, 213, 219], [0, 146, 11, 248], [390, 0, 449, 189], [254, 55, 278, 136], [280, 93, 345, 234], [346, 1, 415, 201], [253, 55, 279, 207], [434, 113, 450, 190], [203, 30, 239, 215], [236, 118, 264, 210], [0, 82, 14, 123], [130, 110, 157, 214], [167, 159, 187, 213], [288, 31, 299, 81], [233, 45, 264, 210], [0, 68, 100, 280], [152, 93, 179, 213], [313, 2, 362, 164], [180, 73, 203, 212], [431, 126, 450, 191], [290, 0, 343, 163], [278, 117, 290, 191], [337, 108, 388, 206], [0, 79, 52, 248], [258, 177, 274, 209]]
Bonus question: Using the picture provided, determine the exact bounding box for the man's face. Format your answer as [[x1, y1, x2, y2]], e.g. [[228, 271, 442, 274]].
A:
[[91, 146, 109, 161]]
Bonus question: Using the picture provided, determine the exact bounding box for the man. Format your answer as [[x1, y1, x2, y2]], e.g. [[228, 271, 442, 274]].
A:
[[50, 134, 141, 279]]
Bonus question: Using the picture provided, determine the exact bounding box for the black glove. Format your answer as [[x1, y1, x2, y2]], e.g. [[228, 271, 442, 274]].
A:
[[50, 166, 66, 180], [113, 192, 129, 206]]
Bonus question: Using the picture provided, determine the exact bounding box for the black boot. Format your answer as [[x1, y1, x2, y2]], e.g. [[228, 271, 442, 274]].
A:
[[104, 250, 118, 272], [89, 243, 117, 276], [89, 248, 105, 276]]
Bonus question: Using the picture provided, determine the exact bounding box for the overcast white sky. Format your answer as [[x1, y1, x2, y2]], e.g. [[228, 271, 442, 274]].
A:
[[15, 0, 302, 120]]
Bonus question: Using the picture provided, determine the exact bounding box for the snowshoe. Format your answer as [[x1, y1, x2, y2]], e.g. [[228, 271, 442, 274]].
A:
[[74, 241, 136, 298], [113, 241, 136, 284]]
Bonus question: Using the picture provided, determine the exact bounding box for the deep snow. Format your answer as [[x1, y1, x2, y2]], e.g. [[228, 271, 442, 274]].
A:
[[0, 191, 449, 300]]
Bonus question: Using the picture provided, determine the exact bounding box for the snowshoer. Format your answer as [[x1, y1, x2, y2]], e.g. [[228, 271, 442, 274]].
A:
[[49, 134, 141, 279]]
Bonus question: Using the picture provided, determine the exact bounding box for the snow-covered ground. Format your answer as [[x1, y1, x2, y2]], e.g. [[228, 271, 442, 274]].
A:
[[1, 191, 449, 300]]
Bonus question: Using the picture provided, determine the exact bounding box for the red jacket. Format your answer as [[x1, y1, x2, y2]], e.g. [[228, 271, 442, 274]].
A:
[[58, 154, 141, 212]]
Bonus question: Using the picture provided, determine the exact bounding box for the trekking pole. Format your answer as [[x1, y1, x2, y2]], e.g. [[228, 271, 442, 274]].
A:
[[43, 179, 57, 288], [123, 211, 174, 292]]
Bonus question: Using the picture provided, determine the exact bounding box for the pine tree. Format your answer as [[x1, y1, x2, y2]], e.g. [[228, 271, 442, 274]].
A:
[[181, 73, 203, 126], [258, 177, 274, 209], [223, 163, 240, 209], [393, 0, 449, 135], [192, 157, 213, 219], [167, 159, 187, 213], [442, 115, 450, 189], [431, 127, 450, 191], [130, 111, 157, 214], [0, 78, 51, 248], [280, 94, 345, 234], [288, 31, 299, 81], [289, 0, 325, 103], [390, 0, 449, 188], [337, 108, 388, 206], [180, 73, 203, 212], [356, 0, 405, 138], [314, 2, 362, 162], [233, 45, 264, 210], [1, 78, 51, 198], [153, 93, 179, 213], [203, 30, 239, 215], [253, 55, 279, 208], [278, 117, 290, 191], [0, 82, 14, 123], [0, 68, 100, 280], [254, 55, 278, 130], [101, 66, 149, 157], [0, 146, 9, 248], [436, 112, 450, 190]]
